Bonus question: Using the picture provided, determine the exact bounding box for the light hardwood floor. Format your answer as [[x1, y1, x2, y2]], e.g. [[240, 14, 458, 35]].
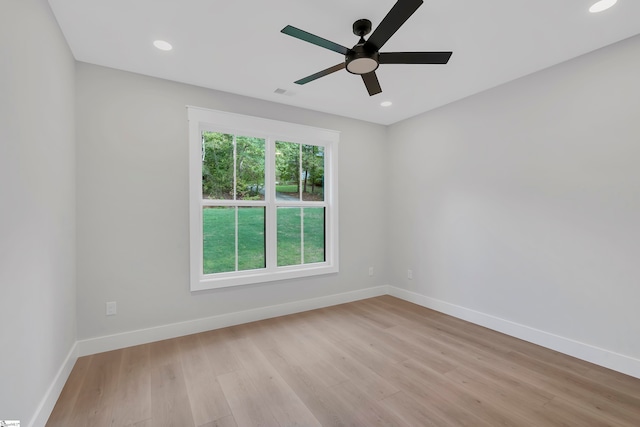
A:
[[47, 296, 640, 426]]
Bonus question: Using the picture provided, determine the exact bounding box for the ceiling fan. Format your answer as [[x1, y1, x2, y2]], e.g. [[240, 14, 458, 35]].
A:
[[281, 0, 453, 96]]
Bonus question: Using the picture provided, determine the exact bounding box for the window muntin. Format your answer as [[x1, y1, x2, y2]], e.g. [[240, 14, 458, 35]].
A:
[[188, 107, 338, 290]]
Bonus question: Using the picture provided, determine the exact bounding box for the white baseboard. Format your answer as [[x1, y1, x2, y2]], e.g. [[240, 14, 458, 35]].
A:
[[28, 341, 78, 427], [77, 286, 388, 357], [387, 285, 640, 379]]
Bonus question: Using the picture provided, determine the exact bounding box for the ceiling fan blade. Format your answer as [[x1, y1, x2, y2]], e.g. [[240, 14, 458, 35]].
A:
[[295, 63, 345, 85], [281, 25, 350, 55], [362, 72, 382, 96], [365, 0, 423, 51], [379, 51, 452, 64]]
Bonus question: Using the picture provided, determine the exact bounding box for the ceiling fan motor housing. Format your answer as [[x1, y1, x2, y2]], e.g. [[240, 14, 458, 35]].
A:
[[346, 19, 379, 75], [346, 44, 379, 75]]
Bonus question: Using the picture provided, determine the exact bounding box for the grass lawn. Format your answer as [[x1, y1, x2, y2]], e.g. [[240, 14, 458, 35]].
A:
[[203, 207, 325, 274]]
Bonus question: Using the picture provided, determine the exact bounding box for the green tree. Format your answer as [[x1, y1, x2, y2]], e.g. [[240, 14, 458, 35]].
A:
[[202, 132, 233, 199], [275, 141, 300, 192], [202, 133, 265, 200], [302, 144, 324, 197], [236, 136, 265, 200]]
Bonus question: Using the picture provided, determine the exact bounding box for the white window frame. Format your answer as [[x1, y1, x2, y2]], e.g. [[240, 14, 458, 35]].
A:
[[187, 106, 339, 291]]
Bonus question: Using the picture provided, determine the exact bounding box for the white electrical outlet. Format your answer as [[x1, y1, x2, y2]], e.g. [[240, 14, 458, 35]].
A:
[[106, 301, 117, 316], [408, 269, 413, 280], [369, 267, 374, 276]]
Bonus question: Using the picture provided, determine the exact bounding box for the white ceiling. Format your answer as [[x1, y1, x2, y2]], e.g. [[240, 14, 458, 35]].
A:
[[48, 0, 640, 125]]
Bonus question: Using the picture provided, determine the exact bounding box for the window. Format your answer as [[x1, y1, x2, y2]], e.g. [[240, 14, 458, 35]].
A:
[[188, 107, 339, 290]]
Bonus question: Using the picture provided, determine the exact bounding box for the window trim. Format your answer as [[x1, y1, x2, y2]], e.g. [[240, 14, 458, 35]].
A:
[[187, 106, 339, 291]]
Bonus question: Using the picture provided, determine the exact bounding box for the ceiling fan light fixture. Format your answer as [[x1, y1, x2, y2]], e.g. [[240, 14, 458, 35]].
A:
[[346, 57, 379, 74], [589, 0, 617, 13], [346, 45, 379, 75]]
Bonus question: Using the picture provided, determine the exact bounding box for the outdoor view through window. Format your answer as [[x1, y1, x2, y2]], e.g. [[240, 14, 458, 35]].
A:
[[201, 132, 326, 275]]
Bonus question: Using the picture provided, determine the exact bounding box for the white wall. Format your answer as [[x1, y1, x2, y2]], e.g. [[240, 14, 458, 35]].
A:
[[388, 34, 640, 361], [75, 63, 389, 341], [0, 0, 76, 423]]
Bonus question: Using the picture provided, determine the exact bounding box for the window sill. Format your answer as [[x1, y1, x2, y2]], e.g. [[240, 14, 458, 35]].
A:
[[191, 263, 339, 291]]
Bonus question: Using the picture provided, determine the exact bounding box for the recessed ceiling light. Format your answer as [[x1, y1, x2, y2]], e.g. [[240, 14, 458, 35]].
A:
[[589, 0, 617, 13], [380, 101, 393, 107], [153, 40, 173, 51]]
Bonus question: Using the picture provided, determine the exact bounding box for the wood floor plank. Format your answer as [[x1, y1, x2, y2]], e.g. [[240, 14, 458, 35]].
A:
[[217, 369, 280, 427], [295, 308, 357, 344], [149, 361, 195, 427], [399, 358, 529, 427], [340, 301, 398, 330], [328, 381, 409, 426], [444, 367, 555, 425], [48, 296, 640, 427], [176, 334, 231, 426], [385, 324, 554, 404], [198, 415, 238, 427], [378, 391, 452, 427], [130, 419, 154, 427], [265, 313, 401, 402], [373, 356, 494, 427], [197, 329, 243, 377], [357, 298, 421, 328], [393, 320, 629, 424], [299, 358, 350, 388], [223, 334, 322, 427], [507, 348, 640, 410], [252, 316, 331, 366], [536, 396, 613, 427], [256, 344, 357, 427], [300, 322, 408, 395], [582, 367, 640, 399], [328, 347, 401, 401], [503, 349, 640, 426], [110, 344, 151, 426], [310, 308, 410, 365], [149, 339, 195, 427], [70, 350, 122, 426]]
